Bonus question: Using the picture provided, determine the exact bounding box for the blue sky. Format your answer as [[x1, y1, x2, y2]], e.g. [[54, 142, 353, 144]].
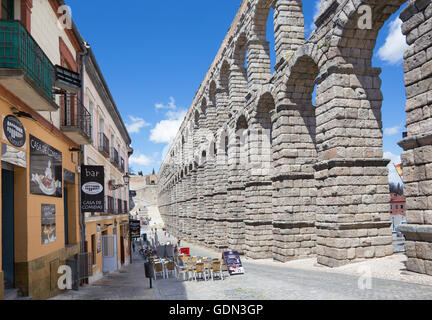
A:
[[66, 0, 407, 184]]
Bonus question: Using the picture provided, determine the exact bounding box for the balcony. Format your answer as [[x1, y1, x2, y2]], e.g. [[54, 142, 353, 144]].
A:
[[120, 157, 125, 173], [111, 147, 119, 167], [117, 199, 122, 214], [60, 94, 92, 145], [98, 133, 110, 158], [0, 20, 58, 111], [105, 196, 115, 215]]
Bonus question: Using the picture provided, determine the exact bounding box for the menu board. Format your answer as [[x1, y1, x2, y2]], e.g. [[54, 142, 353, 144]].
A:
[[223, 251, 244, 275]]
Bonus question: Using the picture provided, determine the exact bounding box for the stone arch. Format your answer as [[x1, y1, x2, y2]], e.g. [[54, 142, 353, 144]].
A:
[[312, 0, 421, 268], [270, 52, 320, 262], [194, 109, 200, 127], [250, 0, 305, 81], [256, 91, 275, 145], [209, 80, 217, 106], [200, 97, 207, 116], [216, 60, 231, 127], [232, 32, 249, 85], [331, 1, 407, 70]]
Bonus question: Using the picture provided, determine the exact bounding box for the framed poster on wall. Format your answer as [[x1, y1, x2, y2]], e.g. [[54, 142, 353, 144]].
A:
[[41, 204, 56, 244], [30, 135, 62, 198]]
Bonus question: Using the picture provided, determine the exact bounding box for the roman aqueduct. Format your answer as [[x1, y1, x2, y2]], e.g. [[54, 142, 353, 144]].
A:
[[157, 0, 432, 275]]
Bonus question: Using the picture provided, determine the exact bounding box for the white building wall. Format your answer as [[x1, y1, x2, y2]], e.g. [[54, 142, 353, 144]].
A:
[[31, 0, 76, 68], [83, 70, 130, 206]]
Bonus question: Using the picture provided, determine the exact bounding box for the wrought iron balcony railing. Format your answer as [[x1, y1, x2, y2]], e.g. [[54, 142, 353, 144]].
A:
[[0, 20, 55, 107], [60, 94, 92, 144], [120, 157, 125, 172], [98, 133, 110, 158], [106, 196, 115, 215], [111, 147, 119, 167], [117, 199, 122, 214]]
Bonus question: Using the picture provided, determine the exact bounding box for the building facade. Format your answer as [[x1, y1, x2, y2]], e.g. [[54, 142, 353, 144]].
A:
[[390, 193, 406, 233], [158, 0, 432, 276], [82, 49, 132, 283], [0, 0, 132, 299]]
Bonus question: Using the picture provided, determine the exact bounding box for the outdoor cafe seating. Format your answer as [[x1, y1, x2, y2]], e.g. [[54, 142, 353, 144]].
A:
[[147, 242, 230, 282], [172, 254, 229, 282]]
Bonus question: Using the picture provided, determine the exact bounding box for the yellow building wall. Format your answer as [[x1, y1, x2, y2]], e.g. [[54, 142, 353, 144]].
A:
[[0, 93, 81, 299]]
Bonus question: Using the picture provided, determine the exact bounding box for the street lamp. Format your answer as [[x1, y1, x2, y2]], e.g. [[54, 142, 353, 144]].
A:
[[123, 172, 130, 186], [109, 172, 130, 190]]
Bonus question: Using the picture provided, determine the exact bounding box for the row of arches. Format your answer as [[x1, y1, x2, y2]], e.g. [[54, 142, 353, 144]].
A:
[[158, 0, 432, 274]]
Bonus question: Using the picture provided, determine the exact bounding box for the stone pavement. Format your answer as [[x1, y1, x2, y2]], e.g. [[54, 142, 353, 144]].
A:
[[50, 252, 155, 300], [152, 240, 432, 300], [49, 230, 432, 300]]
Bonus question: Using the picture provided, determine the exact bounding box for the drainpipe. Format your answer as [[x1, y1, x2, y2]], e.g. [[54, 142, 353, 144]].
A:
[[77, 42, 90, 256]]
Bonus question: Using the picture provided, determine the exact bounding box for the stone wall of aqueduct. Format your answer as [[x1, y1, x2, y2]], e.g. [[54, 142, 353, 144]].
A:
[[157, 0, 432, 275]]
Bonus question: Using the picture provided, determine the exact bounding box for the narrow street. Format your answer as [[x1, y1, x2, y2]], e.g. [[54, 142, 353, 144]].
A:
[[51, 252, 155, 300], [51, 230, 432, 300]]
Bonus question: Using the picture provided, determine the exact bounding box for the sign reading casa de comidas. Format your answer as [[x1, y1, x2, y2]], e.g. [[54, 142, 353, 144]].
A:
[[81, 165, 105, 212], [30, 135, 62, 198]]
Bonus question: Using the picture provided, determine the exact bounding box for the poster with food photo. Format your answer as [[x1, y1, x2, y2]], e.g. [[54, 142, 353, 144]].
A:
[[41, 204, 56, 244], [30, 135, 62, 198]]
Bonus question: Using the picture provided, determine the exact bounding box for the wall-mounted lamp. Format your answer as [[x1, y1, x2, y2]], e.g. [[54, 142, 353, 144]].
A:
[[108, 173, 131, 190], [10, 107, 36, 121]]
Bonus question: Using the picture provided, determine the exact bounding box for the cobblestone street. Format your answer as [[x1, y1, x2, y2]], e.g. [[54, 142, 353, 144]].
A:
[[51, 231, 432, 300], [153, 241, 432, 300]]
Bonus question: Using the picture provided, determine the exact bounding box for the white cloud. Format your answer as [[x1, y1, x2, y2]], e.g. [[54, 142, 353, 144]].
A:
[[126, 116, 150, 134], [384, 125, 402, 136], [377, 17, 408, 64], [129, 153, 153, 166], [155, 96, 177, 110], [384, 151, 403, 185], [309, 0, 321, 32], [150, 97, 187, 144]]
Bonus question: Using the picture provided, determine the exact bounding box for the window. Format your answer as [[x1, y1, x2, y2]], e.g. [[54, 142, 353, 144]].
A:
[[1, 0, 14, 20], [396, 205, 399, 209], [390, 205, 392, 210], [401, 205, 404, 209], [89, 100, 94, 140]]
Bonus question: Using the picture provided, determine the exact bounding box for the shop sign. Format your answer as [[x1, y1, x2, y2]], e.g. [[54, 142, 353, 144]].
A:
[[129, 219, 140, 239], [81, 165, 105, 212], [41, 204, 56, 244], [30, 135, 62, 198], [3, 115, 26, 148], [1, 143, 26, 168], [223, 251, 245, 275]]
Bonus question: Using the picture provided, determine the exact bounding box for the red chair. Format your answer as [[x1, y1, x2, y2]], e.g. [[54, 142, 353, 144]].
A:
[[180, 248, 190, 255]]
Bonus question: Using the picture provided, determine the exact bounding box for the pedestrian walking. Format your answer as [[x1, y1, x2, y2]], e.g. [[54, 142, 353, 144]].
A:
[[177, 239, 181, 247]]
